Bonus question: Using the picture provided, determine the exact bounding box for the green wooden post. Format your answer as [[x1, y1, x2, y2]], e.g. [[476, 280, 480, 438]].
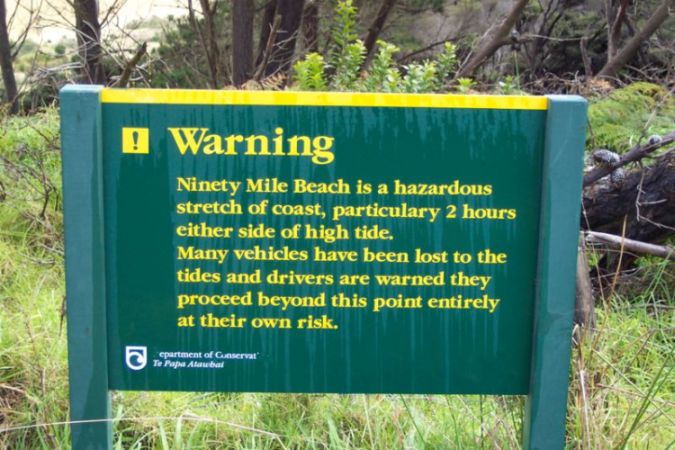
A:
[[524, 95, 587, 449], [60, 85, 113, 450]]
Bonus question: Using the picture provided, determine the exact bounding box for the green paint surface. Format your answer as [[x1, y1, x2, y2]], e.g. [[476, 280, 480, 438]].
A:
[[103, 103, 546, 394]]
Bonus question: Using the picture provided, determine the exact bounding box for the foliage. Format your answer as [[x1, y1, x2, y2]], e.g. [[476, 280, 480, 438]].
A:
[[293, 53, 327, 91], [0, 110, 67, 448], [436, 42, 458, 79], [330, 0, 359, 55], [588, 82, 675, 153], [455, 77, 476, 93], [361, 41, 400, 92], [330, 40, 366, 91], [148, 8, 231, 89], [407, 0, 445, 13], [325, 0, 365, 91], [293, 2, 460, 94], [149, 17, 213, 88], [401, 61, 438, 93], [498, 76, 519, 95]]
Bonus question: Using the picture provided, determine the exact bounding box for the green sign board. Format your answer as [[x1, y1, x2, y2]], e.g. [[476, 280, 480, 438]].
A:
[[60, 86, 586, 449]]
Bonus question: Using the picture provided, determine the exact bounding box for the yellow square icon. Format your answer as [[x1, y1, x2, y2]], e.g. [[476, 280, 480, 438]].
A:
[[122, 128, 149, 154]]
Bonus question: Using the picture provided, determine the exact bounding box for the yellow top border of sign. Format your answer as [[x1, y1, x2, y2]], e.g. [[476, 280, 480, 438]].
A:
[[100, 88, 548, 110]]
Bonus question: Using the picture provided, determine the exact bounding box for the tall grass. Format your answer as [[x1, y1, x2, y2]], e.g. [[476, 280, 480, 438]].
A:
[[0, 110, 672, 449]]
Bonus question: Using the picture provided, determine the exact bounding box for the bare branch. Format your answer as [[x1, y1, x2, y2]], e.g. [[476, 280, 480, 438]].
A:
[[597, 0, 671, 79], [456, 0, 528, 78], [608, 0, 631, 59], [363, 0, 397, 63], [583, 131, 675, 187], [113, 42, 147, 87], [253, 13, 281, 81], [586, 231, 675, 261]]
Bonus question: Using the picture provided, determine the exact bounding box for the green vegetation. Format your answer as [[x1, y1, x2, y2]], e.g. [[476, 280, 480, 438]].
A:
[[0, 98, 672, 447], [588, 82, 675, 153], [293, 1, 459, 94]]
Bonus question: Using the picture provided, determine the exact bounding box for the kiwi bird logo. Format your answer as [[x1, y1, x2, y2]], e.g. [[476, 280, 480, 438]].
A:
[[125, 346, 147, 370]]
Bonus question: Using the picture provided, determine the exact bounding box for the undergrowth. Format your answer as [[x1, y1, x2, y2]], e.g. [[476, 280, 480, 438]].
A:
[[0, 96, 673, 448], [293, 0, 458, 94], [587, 82, 675, 153]]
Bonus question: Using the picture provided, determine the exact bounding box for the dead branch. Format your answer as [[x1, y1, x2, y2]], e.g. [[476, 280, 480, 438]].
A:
[[254, 14, 281, 82], [586, 231, 675, 261], [397, 39, 453, 63], [113, 42, 147, 87], [302, 0, 319, 53], [582, 150, 675, 246], [363, 0, 397, 63], [456, 0, 528, 78], [580, 35, 593, 77], [9, 0, 43, 60], [607, 0, 631, 59], [583, 131, 675, 187], [261, 0, 305, 78], [575, 234, 595, 330], [187, 0, 216, 88], [597, 0, 671, 79]]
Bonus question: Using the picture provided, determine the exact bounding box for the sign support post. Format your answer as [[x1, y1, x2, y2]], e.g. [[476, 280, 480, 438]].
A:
[[61, 85, 113, 449], [524, 96, 587, 450]]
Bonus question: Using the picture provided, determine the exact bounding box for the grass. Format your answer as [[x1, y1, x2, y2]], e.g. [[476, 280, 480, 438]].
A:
[[0, 108, 673, 449]]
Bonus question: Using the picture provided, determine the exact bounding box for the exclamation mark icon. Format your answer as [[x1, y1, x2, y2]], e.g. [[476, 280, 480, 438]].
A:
[[122, 127, 149, 154], [131, 130, 139, 151]]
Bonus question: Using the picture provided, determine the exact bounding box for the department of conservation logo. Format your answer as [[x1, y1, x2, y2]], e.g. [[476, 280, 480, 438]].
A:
[[125, 346, 147, 370]]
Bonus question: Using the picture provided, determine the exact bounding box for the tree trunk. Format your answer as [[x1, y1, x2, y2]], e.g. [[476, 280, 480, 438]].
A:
[[74, 0, 105, 84], [302, 0, 319, 53], [232, 0, 255, 85], [0, 0, 18, 113], [456, 0, 528, 78], [256, 0, 277, 67], [575, 235, 595, 331], [363, 0, 397, 62], [582, 151, 675, 245], [606, 0, 631, 59], [258, 0, 305, 78], [198, 0, 220, 88], [583, 151, 675, 276], [597, 0, 671, 79]]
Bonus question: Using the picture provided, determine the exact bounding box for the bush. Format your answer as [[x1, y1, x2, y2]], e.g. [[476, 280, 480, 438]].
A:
[[588, 82, 675, 153]]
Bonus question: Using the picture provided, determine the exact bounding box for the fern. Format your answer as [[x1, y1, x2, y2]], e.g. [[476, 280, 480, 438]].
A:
[[588, 82, 675, 153]]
